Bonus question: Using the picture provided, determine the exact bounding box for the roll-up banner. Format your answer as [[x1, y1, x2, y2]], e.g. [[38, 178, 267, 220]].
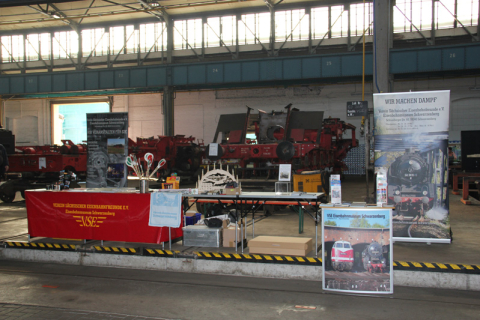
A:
[[322, 207, 393, 294], [373, 91, 451, 243], [86, 112, 129, 188]]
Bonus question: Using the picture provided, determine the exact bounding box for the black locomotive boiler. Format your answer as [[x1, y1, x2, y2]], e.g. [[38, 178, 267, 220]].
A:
[[362, 241, 387, 273]]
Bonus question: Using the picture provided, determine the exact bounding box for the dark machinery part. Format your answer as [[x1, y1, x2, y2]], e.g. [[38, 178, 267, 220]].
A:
[[362, 241, 387, 273], [276, 141, 295, 161], [387, 148, 436, 217]]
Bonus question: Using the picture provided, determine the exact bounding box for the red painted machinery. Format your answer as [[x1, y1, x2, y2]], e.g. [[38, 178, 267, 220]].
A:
[[205, 105, 357, 176], [9, 140, 87, 178], [128, 135, 203, 180], [0, 140, 87, 202]]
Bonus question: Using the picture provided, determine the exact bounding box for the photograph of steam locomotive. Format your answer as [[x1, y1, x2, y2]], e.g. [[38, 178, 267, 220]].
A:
[[375, 133, 451, 239], [322, 208, 393, 294]]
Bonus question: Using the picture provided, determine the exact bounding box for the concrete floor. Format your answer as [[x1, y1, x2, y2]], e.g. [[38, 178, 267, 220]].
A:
[[1, 175, 479, 265], [0, 260, 480, 320], [1, 176, 480, 318]]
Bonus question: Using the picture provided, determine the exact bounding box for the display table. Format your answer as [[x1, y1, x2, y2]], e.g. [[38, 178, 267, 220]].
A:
[[451, 171, 480, 194], [25, 189, 183, 244], [187, 192, 325, 254]]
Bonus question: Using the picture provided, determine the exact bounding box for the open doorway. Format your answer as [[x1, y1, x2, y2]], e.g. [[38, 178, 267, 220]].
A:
[[52, 101, 110, 145]]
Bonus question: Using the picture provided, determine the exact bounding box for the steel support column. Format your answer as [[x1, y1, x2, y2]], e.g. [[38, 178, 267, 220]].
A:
[[373, 0, 391, 93], [163, 86, 174, 136], [166, 17, 173, 64]]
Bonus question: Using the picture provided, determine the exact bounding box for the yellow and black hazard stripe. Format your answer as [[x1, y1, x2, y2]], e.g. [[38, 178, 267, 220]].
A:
[[143, 248, 179, 257], [5, 241, 76, 251], [393, 261, 480, 274], [195, 251, 322, 265], [93, 246, 138, 255]]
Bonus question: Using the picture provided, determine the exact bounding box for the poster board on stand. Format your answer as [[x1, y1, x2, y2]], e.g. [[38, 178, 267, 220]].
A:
[[322, 207, 393, 294], [86, 113, 129, 188], [373, 91, 451, 243]]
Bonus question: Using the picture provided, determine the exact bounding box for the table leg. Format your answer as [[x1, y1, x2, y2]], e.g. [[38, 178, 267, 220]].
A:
[[452, 174, 460, 195], [299, 206, 304, 234], [461, 178, 471, 205]]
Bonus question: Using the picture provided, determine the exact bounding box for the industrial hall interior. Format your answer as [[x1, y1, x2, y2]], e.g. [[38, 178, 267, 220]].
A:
[[1, 0, 480, 319]]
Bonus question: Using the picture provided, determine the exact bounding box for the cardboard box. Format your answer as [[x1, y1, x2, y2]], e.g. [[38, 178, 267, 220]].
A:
[[248, 236, 312, 256], [224, 187, 241, 195], [223, 225, 247, 247]]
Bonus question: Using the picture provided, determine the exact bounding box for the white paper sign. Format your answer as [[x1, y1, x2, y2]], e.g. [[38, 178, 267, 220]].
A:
[[149, 192, 182, 228], [39, 157, 46, 169], [278, 164, 292, 181], [209, 143, 219, 156], [373, 90, 450, 135]]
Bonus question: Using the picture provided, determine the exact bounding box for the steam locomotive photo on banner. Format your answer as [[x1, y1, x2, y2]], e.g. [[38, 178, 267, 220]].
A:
[[374, 91, 451, 243], [322, 207, 393, 294]]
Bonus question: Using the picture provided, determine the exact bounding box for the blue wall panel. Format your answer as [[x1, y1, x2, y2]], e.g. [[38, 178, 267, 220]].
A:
[[173, 66, 188, 85], [0, 43, 479, 96], [341, 55, 362, 76], [38, 75, 52, 93], [321, 56, 341, 78], [10, 77, 24, 93], [0, 78, 9, 94], [365, 54, 373, 75], [283, 59, 301, 80], [99, 71, 114, 89], [188, 65, 206, 84], [442, 47, 465, 70], [242, 61, 260, 82], [147, 67, 166, 86], [130, 69, 147, 87], [53, 74, 66, 92], [67, 73, 84, 91], [85, 72, 99, 90], [302, 57, 321, 79], [418, 49, 441, 72], [391, 51, 417, 74], [224, 63, 241, 83], [466, 46, 480, 69], [207, 63, 223, 84], [115, 70, 129, 88], [260, 60, 283, 81], [25, 76, 38, 93]]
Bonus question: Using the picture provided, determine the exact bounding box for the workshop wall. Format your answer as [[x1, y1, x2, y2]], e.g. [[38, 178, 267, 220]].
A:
[[3, 76, 480, 146], [2, 99, 50, 146]]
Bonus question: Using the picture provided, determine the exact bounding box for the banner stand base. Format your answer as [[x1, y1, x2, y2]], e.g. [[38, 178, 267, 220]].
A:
[[393, 237, 451, 244]]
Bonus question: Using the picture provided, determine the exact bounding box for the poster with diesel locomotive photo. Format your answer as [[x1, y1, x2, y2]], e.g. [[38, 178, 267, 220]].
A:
[[86, 113, 129, 188], [373, 91, 451, 243], [322, 207, 393, 294]]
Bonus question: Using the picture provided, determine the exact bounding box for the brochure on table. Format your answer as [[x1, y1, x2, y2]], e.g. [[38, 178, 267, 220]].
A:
[[322, 207, 393, 294], [330, 174, 341, 204]]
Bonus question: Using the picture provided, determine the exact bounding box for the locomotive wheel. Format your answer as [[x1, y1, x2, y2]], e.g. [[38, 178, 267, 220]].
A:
[[0, 192, 15, 203]]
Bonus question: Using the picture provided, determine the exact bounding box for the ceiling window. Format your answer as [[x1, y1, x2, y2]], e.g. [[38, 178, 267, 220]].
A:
[[239, 12, 270, 45], [52, 31, 78, 59], [82, 28, 108, 57], [139, 22, 167, 52], [174, 19, 202, 50], [350, 2, 373, 37], [275, 9, 309, 42], [1, 35, 24, 63]]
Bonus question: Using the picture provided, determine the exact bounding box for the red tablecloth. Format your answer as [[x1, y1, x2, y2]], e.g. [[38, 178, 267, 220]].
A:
[[25, 190, 183, 244]]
